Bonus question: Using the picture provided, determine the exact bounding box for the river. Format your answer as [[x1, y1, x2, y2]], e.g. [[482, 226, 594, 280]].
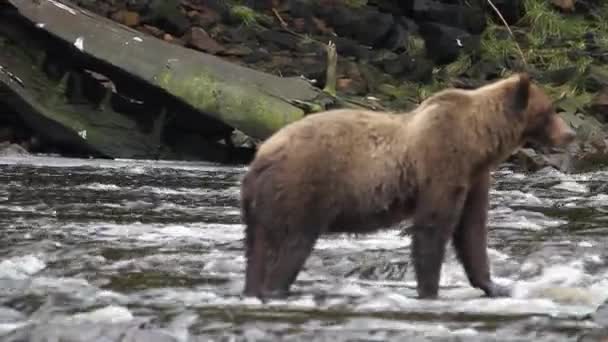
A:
[[0, 155, 606, 341]]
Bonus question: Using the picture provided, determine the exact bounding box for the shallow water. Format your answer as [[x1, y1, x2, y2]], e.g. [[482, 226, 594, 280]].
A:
[[0, 155, 606, 341]]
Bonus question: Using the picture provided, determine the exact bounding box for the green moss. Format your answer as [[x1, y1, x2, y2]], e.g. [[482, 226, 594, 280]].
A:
[[230, 5, 258, 26], [155, 69, 304, 139], [443, 54, 472, 78]]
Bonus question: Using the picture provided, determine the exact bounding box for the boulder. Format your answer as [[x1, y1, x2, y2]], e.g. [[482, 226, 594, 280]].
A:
[[408, 0, 486, 34], [417, 22, 473, 65]]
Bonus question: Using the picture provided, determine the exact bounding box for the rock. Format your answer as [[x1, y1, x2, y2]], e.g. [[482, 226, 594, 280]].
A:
[[332, 36, 371, 61], [298, 56, 327, 84], [510, 148, 573, 173], [75, 0, 114, 17], [242, 48, 272, 64], [192, 7, 222, 30], [378, 52, 416, 76], [537, 66, 579, 86], [381, 22, 410, 52], [140, 24, 165, 38], [584, 65, 608, 92], [140, 0, 191, 36], [417, 22, 473, 65], [408, 0, 486, 34], [288, 0, 315, 19], [577, 330, 608, 342], [0, 142, 29, 156], [220, 45, 253, 57], [595, 299, 608, 327], [323, 6, 394, 48], [0, 126, 13, 142], [552, 0, 576, 12], [183, 27, 225, 54], [223, 26, 257, 44], [111, 10, 141, 27], [337, 61, 367, 95], [589, 87, 608, 122], [231, 129, 257, 149], [256, 30, 299, 51], [487, 0, 525, 25]]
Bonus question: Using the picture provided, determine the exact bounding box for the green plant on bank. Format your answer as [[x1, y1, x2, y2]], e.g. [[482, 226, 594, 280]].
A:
[[476, 0, 608, 110], [230, 5, 260, 26]]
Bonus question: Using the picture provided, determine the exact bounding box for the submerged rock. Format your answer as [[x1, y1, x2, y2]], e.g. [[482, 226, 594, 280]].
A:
[[0, 142, 28, 156]]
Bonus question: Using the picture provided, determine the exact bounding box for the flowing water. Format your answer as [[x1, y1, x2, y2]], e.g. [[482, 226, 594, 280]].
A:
[[0, 155, 607, 341]]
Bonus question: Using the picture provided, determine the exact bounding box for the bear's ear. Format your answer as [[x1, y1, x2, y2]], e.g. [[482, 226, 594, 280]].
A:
[[511, 73, 531, 113]]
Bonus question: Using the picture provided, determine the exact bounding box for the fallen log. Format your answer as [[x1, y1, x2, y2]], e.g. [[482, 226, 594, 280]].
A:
[[7, 0, 329, 141]]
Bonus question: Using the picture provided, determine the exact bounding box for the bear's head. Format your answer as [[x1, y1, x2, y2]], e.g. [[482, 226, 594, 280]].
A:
[[509, 73, 576, 148]]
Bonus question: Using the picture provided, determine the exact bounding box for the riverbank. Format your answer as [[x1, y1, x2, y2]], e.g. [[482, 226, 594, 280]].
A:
[[2, 0, 608, 172]]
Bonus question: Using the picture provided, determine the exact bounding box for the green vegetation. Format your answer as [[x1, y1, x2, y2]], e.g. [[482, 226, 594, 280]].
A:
[[474, 0, 608, 114], [230, 5, 260, 26], [225, 1, 273, 27]]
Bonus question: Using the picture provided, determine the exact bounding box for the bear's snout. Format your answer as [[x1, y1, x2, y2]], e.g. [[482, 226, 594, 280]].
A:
[[548, 115, 576, 147]]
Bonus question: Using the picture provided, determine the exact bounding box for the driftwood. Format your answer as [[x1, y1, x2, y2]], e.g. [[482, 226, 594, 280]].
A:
[[9, 0, 332, 139], [0, 0, 336, 160]]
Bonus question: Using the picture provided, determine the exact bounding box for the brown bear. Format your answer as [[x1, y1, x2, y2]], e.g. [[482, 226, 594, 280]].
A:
[[240, 73, 576, 300]]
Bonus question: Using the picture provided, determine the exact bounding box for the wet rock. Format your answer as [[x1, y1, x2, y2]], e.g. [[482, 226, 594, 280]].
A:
[[74, 0, 114, 17], [191, 7, 222, 30], [589, 88, 608, 122], [0, 126, 13, 142], [577, 329, 608, 342], [257, 30, 299, 51], [220, 45, 253, 57], [298, 57, 327, 84], [231, 129, 257, 149], [139, 24, 165, 38], [594, 298, 608, 327], [288, 0, 315, 19], [332, 37, 371, 61], [408, 0, 486, 34], [487, 0, 525, 25], [584, 65, 608, 92], [417, 22, 473, 65], [337, 61, 367, 95], [323, 6, 394, 48], [378, 52, 416, 76], [140, 0, 191, 36], [242, 48, 272, 64], [223, 26, 257, 44], [183, 27, 225, 54], [511, 148, 564, 172], [111, 10, 141, 27], [0, 142, 29, 156], [381, 22, 410, 52]]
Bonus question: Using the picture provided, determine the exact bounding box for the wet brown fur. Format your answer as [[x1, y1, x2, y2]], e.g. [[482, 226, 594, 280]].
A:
[[240, 73, 576, 300]]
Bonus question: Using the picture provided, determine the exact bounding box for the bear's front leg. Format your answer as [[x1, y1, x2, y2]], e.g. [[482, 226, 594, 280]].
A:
[[412, 185, 468, 299], [453, 171, 512, 298]]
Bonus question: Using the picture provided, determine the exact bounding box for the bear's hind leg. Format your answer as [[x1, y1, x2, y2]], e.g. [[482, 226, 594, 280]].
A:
[[261, 228, 321, 299], [452, 172, 511, 298], [244, 223, 268, 298], [412, 185, 468, 299]]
